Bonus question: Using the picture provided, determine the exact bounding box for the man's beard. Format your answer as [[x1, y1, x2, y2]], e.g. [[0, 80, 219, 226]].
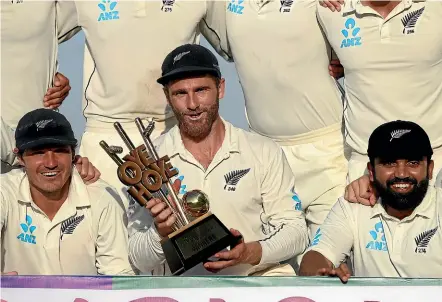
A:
[[373, 173, 429, 211], [172, 98, 219, 141]]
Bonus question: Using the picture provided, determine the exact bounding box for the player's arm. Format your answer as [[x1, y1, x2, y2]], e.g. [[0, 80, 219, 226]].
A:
[[204, 146, 309, 272], [95, 189, 135, 275], [256, 146, 309, 264], [299, 197, 354, 278], [200, 0, 234, 62], [128, 202, 168, 274], [56, 0, 82, 43]]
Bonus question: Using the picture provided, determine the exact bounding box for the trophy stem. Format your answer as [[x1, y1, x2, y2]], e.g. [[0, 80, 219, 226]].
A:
[[135, 118, 190, 226]]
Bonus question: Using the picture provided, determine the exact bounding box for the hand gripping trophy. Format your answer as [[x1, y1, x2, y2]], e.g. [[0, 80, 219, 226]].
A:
[[100, 118, 241, 275]]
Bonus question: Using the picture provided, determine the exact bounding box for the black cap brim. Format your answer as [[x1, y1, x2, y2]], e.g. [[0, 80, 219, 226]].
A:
[[18, 137, 77, 153], [157, 66, 221, 85]]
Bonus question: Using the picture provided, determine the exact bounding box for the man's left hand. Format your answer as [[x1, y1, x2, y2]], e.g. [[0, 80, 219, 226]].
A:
[[44, 72, 71, 109], [203, 229, 262, 272], [74, 155, 101, 184]]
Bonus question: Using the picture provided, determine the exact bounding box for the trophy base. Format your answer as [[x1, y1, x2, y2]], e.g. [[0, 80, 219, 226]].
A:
[[161, 212, 242, 276]]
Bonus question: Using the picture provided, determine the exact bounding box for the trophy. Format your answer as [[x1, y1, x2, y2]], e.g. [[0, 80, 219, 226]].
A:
[[100, 118, 241, 275]]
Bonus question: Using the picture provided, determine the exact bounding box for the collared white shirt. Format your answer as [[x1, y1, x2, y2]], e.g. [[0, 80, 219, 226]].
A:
[[128, 120, 308, 275], [202, 0, 343, 139], [317, 0, 442, 154], [1, 1, 74, 129], [0, 169, 134, 275], [309, 187, 442, 277], [56, 1, 206, 124]]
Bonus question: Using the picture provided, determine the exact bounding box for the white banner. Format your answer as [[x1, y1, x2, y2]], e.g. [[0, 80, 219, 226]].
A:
[[2, 286, 442, 302]]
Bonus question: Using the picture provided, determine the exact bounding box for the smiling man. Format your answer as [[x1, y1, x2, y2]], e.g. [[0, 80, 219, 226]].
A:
[[128, 44, 308, 276], [299, 120, 442, 280], [0, 109, 133, 275]]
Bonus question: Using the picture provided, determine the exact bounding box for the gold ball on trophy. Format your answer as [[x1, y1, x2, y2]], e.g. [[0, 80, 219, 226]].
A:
[[182, 190, 210, 218]]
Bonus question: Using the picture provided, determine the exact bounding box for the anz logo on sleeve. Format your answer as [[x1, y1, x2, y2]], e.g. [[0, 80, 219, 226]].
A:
[[227, 0, 244, 15]]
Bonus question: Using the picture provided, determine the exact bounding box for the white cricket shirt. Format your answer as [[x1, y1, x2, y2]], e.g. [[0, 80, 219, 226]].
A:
[[317, 0, 442, 154], [202, 0, 343, 138], [58, 1, 206, 124], [0, 169, 134, 275], [1, 1, 74, 129], [129, 120, 308, 275], [309, 187, 442, 277]]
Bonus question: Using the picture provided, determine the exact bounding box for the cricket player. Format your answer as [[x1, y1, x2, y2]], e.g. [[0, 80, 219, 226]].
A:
[[1, 1, 72, 129], [201, 0, 348, 244], [129, 44, 309, 276], [316, 0, 442, 183], [299, 120, 442, 280], [55, 1, 225, 213], [1, 109, 133, 275]]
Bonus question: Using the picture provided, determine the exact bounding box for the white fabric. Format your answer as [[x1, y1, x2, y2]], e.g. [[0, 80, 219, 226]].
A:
[[0, 169, 134, 275], [128, 120, 309, 276], [309, 187, 442, 277], [317, 0, 442, 155], [202, 0, 343, 139]]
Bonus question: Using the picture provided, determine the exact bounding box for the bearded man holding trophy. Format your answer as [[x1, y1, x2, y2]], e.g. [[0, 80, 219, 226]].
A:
[[102, 44, 309, 276]]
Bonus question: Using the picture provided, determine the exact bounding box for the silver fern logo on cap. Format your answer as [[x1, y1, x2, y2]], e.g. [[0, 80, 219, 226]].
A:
[[173, 51, 190, 64], [390, 129, 411, 142], [35, 119, 53, 131]]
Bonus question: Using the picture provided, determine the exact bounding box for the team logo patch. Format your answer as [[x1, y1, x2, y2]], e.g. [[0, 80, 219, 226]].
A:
[[60, 215, 85, 240], [97, 0, 119, 22], [280, 0, 293, 13], [390, 129, 411, 142], [161, 0, 175, 12], [227, 0, 244, 15], [17, 215, 37, 245], [340, 18, 362, 48], [366, 221, 388, 251], [401, 7, 425, 35], [224, 168, 250, 191], [415, 226, 437, 254]]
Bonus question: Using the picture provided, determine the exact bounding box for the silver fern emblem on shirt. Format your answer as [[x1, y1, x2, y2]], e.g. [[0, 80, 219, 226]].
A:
[[224, 168, 250, 191], [60, 215, 85, 240], [415, 226, 437, 253], [390, 129, 411, 142], [401, 7, 425, 35]]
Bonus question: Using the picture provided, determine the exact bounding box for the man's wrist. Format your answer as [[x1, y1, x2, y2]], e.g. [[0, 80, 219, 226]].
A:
[[244, 241, 262, 265]]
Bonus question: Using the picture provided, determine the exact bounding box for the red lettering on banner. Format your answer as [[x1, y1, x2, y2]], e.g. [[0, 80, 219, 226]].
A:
[[210, 299, 227, 302], [74, 299, 88, 302], [279, 297, 316, 302], [130, 298, 179, 302]]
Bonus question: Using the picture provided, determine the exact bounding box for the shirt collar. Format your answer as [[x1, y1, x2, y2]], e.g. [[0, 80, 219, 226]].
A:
[[370, 186, 435, 220], [342, 0, 424, 15], [164, 118, 241, 158], [17, 169, 91, 208]]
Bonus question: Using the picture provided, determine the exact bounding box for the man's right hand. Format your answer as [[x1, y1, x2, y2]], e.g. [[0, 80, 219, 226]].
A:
[[145, 179, 181, 238], [316, 263, 351, 283], [319, 0, 344, 12], [344, 175, 377, 206]]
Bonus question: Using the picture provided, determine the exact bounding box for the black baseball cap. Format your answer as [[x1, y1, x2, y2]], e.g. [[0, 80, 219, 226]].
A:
[[157, 44, 221, 85], [367, 120, 433, 162], [15, 109, 77, 153]]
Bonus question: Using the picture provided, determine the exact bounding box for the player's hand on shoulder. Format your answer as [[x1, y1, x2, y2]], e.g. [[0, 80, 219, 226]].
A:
[[344, 175, 377, 206], [319, 0, 344, 12]]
